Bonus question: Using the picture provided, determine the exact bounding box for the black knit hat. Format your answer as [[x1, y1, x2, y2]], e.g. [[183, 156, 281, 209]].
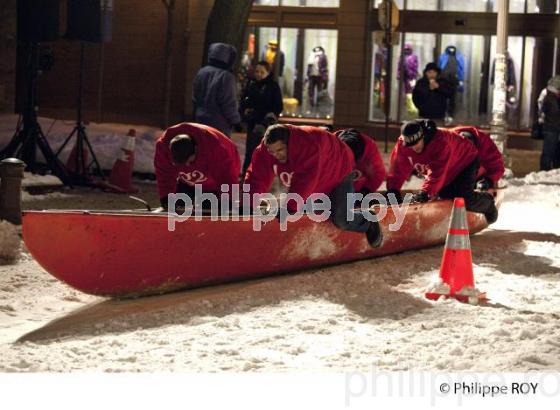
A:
[[401, 121, 425, 146], [423, 62, 440, 74], [338, 128, 365, 161]]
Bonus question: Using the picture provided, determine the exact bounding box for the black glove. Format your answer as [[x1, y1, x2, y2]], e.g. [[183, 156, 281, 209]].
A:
[[160, 196, 168, 209], [386, 189, 403, 204], [476, 177, 494, 191], [233, 123, 243, 133], [411, 191, 430, 203]]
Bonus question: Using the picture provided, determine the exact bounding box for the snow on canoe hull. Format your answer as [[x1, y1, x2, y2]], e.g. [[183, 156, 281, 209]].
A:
[[22, 190, 503, 297]]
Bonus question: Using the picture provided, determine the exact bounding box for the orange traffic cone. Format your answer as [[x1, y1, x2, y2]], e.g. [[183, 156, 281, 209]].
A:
[[425, 197, 486, 303], [65, 143, 89, 177], [100, 129, 138, 194]]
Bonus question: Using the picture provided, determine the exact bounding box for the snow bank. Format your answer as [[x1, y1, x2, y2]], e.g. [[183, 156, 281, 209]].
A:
[[0, 114, 162, 174], [0, 115, 248, 176], [509, 169, 560, 186], [21, 172, 63, 188]]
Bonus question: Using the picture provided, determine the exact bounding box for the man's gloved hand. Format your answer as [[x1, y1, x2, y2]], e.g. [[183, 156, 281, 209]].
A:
[[476, 177, 494, 191], [386, 189, 403, 204], [411, 191, 430, 203], [233, 123, 243, 133], [160, 197, 168, 209]]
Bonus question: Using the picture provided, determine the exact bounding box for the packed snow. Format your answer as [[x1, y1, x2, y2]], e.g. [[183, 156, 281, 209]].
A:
[[0, 169, 559, 372]]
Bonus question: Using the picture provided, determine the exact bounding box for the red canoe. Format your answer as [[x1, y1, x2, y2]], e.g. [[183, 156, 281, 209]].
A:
[[22, 190, 504, 298]]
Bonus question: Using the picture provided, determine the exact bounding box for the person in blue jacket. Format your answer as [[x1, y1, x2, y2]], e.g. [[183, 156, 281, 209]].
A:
[[438, 45, 465, 124], [193, 43, 242, 137]]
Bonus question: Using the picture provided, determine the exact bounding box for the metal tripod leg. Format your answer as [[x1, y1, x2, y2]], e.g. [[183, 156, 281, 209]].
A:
[[79, 125, 104, 178]]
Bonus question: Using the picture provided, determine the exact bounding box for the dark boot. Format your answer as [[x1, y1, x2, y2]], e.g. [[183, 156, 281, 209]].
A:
[[465, 192, 498, 225], [484, 202, 499, 224], [366, 221, 383, 248]]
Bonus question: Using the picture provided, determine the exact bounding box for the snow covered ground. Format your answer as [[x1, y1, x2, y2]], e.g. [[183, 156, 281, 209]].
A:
[[0, 170, 559, 372], [0, 114, 251, 175], [0, 114, 162, 174]]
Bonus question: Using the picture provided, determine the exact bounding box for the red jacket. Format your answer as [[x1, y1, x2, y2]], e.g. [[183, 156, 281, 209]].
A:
[[334, 130, 386, 193], [451, 126, 505, 185], [244, 125, 353, 210], [154, 123, 240, 199], [386, 128, 478, 197]]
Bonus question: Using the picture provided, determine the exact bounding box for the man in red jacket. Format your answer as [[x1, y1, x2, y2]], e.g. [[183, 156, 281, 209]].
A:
[[336, 128, 386, 194], [387, 119, 498, 223], [154, 122, 240, 208], [245, 124, 382, 246], [451, 126, 505, 190]]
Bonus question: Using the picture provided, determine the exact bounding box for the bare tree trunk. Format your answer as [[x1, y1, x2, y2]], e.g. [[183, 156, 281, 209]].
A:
[[162, 0, 175, 128], [202, 0, 254, 69], [0, 0, 17, 113]]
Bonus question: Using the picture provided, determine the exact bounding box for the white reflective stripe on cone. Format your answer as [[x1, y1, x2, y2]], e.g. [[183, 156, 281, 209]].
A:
[[445, 233, 471, 250], [449, 206, 469, 230]]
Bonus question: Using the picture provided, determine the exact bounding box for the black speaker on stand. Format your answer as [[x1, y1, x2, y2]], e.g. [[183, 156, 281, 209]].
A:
[[1, 0, 72, 185], [54, 0, 113, 186]]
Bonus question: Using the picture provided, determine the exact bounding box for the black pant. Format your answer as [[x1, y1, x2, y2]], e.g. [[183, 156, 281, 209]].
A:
[[242, 125, 264, 174], [328, 173, 372, 233], [438, 159, 495, 215], [540, 130, 560, 171], [446, 77, 459, 117]]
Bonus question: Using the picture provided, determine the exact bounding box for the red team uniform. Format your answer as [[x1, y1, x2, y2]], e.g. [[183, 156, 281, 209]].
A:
[[244, 124, 381, 244], [335, 129, 386, 194], [154, 123, 240, 201], [451, 126, 505, 188], [387, 128, 478, 198], [245, 125, 354, 210], [388, 120, 498, 223]]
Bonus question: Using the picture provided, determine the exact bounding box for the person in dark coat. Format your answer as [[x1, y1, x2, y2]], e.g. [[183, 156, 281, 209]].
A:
[[540, 75, 560, 171], [412, 62, 454, 121], [239, 61, 283, 174], [192, 43, 242, 137]]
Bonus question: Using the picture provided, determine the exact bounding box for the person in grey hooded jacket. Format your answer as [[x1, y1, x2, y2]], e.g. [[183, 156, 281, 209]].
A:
[[193, 43, 242, 137]]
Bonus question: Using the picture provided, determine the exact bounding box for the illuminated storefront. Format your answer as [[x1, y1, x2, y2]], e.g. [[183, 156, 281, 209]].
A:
[[248, 0, 560, 136], [369, 1, 559, 130]]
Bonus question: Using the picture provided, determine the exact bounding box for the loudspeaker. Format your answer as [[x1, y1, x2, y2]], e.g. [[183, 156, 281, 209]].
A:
[[66, 0, 113, 43], [17, 0, 60, 43]]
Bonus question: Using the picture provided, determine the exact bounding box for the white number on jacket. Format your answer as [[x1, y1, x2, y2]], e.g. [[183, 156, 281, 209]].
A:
[[178, 170, 208, 186], [273, 165, 294, 188]]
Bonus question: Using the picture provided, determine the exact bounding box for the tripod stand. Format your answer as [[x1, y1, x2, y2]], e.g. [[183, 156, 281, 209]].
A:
[[55, 43, 104, 185], [0, 42, 72, 185]]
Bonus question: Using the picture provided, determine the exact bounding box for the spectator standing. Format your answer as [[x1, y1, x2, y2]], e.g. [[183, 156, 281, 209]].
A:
[[192, 43, 242, 137], [239, 61, 283, 174], [540, 75, 560, 171], [412, 63, 453, 122]]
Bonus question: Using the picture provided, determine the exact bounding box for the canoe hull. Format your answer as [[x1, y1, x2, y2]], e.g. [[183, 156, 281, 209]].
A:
[[22, 190, 503, 297]]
